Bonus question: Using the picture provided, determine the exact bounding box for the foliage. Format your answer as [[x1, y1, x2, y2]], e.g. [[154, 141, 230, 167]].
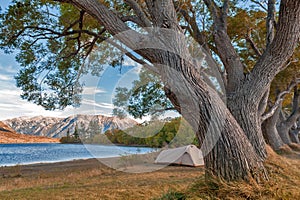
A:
[[227, 8, 267, 71], [0, 0, 82, 109], [113, 68, 174, 119], [1, 0, 298, 116], [0, 0, 124, 110], [60, 125, 82, 143], [85, 117, 197, 148], [59, 136, 81, 143]]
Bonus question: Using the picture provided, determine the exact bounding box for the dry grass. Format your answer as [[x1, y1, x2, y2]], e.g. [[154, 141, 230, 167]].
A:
[[185, 146, 300, 200], [0, 147, 299, 200], [0, 158, 203, 200], [289, 143, 300, 152]]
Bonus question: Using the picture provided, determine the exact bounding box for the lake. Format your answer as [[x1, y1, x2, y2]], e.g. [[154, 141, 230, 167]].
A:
[[0, 143, 156, 167]]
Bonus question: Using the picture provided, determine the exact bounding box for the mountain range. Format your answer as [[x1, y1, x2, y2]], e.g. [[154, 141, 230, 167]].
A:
[[0, 121, 59, 143], [4, 115, 137, 138]]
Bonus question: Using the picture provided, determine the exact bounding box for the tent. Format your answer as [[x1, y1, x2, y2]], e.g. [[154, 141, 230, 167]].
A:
[[155, 145, 204, 167]]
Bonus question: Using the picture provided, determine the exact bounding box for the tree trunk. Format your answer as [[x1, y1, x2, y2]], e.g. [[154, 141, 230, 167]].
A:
[[225, 0, 300, 160], [160, 51, 267, 181], [277, 86, 300, 145], [289, 130, 300, 144], [227, 94, 267, 160], [67, 0, 271, 181], [261, 107, 285, 151], [202, 0, 265, 157], [277, 123, 292, 145]]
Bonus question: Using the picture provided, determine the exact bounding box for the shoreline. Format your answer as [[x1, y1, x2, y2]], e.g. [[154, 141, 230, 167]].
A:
[[0, 151, 167, 178], [0, 157, 96, 168], [0, 154, 204, 200], [0, 144, 160, 168], [0, 155, 133, 168]]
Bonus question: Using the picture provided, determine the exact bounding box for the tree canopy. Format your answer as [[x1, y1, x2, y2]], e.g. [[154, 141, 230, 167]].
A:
[[1, 0, 300, 182]]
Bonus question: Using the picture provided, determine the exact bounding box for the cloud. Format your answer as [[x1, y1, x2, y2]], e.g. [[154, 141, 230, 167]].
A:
[[0, 53, 116, 120], [0, 74, 12, 81], [82, 87, 106, 95], [0, 65, 18, 74], [0, 87, 65, 120], [0, 84, 115, 120], [81, 99, 114, 109]]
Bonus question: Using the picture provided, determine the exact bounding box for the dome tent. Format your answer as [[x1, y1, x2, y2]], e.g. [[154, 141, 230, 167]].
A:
[[155, 145, 204, 167]]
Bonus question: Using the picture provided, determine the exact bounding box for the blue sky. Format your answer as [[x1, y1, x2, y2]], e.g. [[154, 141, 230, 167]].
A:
[[0, 1, 142, 120], [0, 48, 140, 120]]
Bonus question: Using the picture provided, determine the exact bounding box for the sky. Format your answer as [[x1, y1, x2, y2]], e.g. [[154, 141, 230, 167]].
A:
[[0, 50, 141, 120], [0, 1, 142, 121]]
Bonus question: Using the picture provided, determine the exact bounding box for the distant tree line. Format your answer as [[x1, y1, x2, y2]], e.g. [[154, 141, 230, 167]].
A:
[[59, 126, 82, 144], [61, 118, 197, 148]]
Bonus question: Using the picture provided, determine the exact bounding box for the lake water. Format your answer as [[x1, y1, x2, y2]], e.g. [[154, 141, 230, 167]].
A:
[[0, 143, 156, 167]]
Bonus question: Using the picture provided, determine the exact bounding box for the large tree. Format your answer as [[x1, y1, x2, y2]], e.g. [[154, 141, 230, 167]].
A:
[[1, 0, 300, 181]]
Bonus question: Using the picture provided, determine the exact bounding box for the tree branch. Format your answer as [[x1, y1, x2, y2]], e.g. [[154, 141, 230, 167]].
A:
[[259, 87, 270, 116], [179, 8, 210, 52], [121, 15, 145, 27], [292, 86, 300, 113], [251, 0, 268, 11], [247, 0, 300, 102], [262, 79, 300, 121], [145, 0, 179, 29], [285, 85, 300, 127], [104, 38, 159, 74], [55, 0, 146, 50], [246, 29, 262, 57], [123, 0, 152, 27], [266, 0, 276, 47], [151, 107, 177, 115], [203, 0, 245, 94]]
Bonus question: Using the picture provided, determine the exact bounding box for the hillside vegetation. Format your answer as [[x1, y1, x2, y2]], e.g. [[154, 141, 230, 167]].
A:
[[81, 118, 198, 148], [0, 121, 59, 144]]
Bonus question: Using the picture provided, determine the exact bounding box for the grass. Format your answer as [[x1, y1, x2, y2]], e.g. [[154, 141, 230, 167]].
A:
[[0, 158, 203, 200], [0, 146, 299, 200], [182, 145, 300, 200]]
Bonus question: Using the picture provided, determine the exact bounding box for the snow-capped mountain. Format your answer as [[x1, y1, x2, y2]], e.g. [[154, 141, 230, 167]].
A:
[[4, 115, 137, 138]]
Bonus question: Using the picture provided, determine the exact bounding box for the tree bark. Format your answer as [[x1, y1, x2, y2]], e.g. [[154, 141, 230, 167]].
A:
[[278, 86, 300, 145], [161, 53, 267, 181], [289, 129, 300, 143], [145, 0, 267, 181], [261, 106, 285, 151], [61, 0, 300, 182], [227, 94, 268, 159], [266, 0, 276, 47], [277, 122, 292, 145], [227, 0, 300, 160]]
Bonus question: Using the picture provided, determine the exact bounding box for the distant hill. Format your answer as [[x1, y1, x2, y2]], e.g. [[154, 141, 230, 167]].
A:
[[0, 121, 59, 143], [4, 115, 137, 139]]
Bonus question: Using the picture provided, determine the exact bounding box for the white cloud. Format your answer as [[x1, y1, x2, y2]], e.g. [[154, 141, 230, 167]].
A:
[[0, 65, 18, 74], [81, 99, 114, 109], [0, 89, 20, 96], [0, 74, 12, 81], [0, 87, 65, 120], [82, 87, 106, 95], [0, 85, 114, 120], [0, 60, 115, 120]]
